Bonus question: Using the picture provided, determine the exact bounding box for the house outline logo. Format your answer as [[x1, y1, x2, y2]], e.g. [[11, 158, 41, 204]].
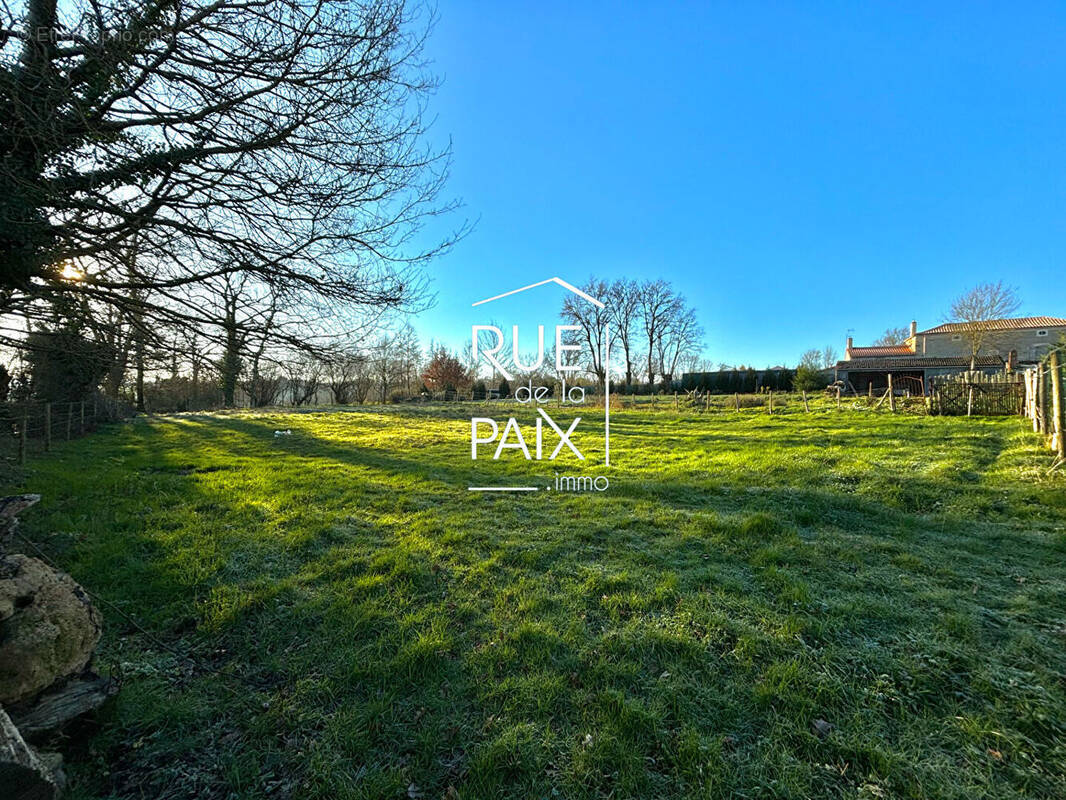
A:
[[467, 276, 613, 492], [472, 276, 606, 309]]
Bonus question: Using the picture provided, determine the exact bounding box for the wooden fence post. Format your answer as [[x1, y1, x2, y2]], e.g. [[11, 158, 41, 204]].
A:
[[1051, 350, 1065, 459], [967, 385, 974, 417], [674, 392, 678, 413], [836, 386, 841, 410], [734, 393, 740, 412], [802, 390, 810, 412], [888, 374, 895, 412], [43, 402, 51, 451], [768, 390, 774, 415], [1031, 369, 1040, 431], [80, 401, 86, 434], [1039, 363, 1047, 433], [868, 382, 873, 400]]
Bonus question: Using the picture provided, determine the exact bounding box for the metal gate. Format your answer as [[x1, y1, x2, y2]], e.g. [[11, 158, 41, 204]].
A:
[[931, 376, 1024, 416]]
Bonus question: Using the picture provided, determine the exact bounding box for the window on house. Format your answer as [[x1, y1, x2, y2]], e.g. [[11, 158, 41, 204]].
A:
[[1037, 330, 1048, 336], [951, 334, 962, 341]]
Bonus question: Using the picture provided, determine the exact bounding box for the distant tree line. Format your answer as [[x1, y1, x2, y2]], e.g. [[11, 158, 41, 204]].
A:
[[560, 277, 705, 392], [680, 368, 796, 394]]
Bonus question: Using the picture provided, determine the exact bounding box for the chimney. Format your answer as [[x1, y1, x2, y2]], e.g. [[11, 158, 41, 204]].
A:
[[910, 320, 917, 338], [846, 336, 853, 357]]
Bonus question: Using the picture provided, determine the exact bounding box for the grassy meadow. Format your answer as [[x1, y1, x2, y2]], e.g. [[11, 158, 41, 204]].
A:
[[7, 399, 1066, 799]]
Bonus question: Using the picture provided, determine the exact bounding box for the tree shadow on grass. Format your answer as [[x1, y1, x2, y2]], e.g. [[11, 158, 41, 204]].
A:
[[13, 411, 1066, 799]]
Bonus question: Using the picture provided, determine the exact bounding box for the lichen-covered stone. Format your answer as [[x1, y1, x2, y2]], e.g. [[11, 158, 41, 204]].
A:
[[0, 554, 101, 705]]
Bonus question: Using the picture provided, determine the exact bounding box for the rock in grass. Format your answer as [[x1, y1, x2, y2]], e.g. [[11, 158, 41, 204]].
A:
[[0, 705, 63, 799], [0, 554, 102, 705], [811, 718, 834, 739]]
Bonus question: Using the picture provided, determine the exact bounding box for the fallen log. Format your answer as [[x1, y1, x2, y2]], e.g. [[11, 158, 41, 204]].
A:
[[10, 672, 117, 739], [0, 494, 40, 550]]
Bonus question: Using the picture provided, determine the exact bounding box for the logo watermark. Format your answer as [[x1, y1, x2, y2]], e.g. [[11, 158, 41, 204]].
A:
[[466, 277, 612, 493]]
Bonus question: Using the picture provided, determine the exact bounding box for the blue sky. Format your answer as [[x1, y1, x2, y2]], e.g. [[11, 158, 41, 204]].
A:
[[408, 1, 1066, 368]]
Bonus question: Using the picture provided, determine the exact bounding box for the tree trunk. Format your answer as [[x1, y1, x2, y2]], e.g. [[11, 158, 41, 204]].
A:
[[134, 327, 145, 413], [221, 309, 241, 408], [191, 354, 200, 408]]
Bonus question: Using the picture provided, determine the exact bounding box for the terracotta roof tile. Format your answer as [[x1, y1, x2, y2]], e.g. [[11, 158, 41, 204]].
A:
[[916, 316, 1066, 335], [848, 345, 913, 357]]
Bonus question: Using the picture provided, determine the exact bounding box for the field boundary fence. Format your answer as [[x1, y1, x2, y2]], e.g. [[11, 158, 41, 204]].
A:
[[1022, 351, 1066, 461], [0, 395, 133, 467]]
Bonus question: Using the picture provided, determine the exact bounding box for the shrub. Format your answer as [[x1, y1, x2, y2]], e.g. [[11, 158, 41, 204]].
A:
[[422, 348, 472, 392], [793, 365, 824, 393]]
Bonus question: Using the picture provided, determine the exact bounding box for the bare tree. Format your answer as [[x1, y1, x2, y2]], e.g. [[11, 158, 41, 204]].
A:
[[238, 293, 284, 408], [544, 335, 581, 390], [656, 306, 703, 384], [798, 349, 822, 370], [874, 327, 910, 346], [242, 352, 284, 408], [326, 350, 367, 405], [352, 355, 374, 404], [183, 330, 213, 409], [821, 346, 838, 368], [1, 0, 461, 358], [284, 353, 323, 406], [201, 275, 270, 408], [371, 335, 397, 402], [393, 322, 422, 395], [948, 281, 1021, 368], [637, 280, 676, 389], [607, 279, 640, 388], [561, 278, 610, 389]]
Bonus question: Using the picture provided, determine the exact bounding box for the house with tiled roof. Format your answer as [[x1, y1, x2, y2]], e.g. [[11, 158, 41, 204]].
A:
[[834, 317, 1066, 394]]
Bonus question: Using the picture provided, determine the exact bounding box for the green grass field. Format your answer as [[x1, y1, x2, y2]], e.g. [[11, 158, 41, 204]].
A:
[[8, 401, 1066, 799]]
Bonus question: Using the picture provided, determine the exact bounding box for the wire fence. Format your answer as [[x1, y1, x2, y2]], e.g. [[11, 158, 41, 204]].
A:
[[0, 396, 133, 467]]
